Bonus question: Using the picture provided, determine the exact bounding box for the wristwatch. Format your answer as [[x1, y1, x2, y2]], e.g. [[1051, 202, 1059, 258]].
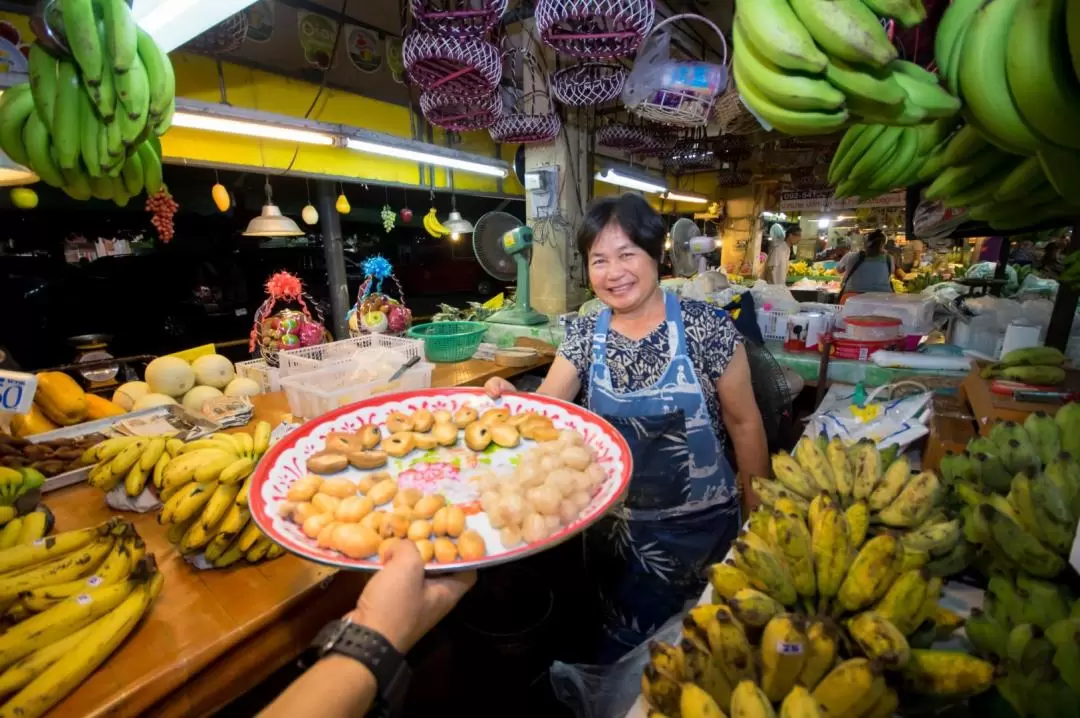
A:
[[301, 618, 411, 716]]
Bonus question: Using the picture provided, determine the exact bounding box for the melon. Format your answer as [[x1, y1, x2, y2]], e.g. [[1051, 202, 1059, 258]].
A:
[[223, 377, 261, 397], [191, 354, 235, 389], [145, 356, 196, 397], [112, 381, 150, 411], [181, 385, 224, 413], [132, 393, 179, 411]]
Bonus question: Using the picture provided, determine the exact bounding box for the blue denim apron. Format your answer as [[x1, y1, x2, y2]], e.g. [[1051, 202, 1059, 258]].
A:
[[585, 291, 741, 661]]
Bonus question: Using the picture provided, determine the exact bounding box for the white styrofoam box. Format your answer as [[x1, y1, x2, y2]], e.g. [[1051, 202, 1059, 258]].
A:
[[276, 335, 425, 378], [0, 371, 37, 415], [840, 293, 937, 336], [279, 360, 434, 419], [235, 359, 280, 393]]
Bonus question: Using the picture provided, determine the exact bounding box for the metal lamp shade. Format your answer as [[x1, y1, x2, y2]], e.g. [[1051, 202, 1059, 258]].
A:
[[443, 210, 474, 235], [243, 202, 305, 237]]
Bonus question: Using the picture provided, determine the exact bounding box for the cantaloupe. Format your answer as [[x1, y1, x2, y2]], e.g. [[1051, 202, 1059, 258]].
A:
[[181, 385, 224, 413], [132, 393, 179, 411], [192, 354, 235, 389], [223, 377, 261, 397], [112, 381, 150, 411], [145, 357, 196, 397]]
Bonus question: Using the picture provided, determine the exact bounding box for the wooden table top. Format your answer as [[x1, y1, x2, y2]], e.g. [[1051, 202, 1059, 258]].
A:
[[41, 354, 552, 717]]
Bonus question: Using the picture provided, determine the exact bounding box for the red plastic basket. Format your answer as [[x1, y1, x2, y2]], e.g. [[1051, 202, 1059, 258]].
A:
[[420, 89, 502, 131], [551, 63, 627, 106], [410, 0, 507, 37], [536, 0, 655, 59], [403, 31, 502, 94]]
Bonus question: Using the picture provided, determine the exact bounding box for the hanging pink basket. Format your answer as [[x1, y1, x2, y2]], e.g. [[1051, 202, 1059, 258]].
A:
[[420, 89, 503, 131], [489, 112, 562, 144], [410, 0, 508, 37], [403, 31, 502, 94], [596, 123, 651, 151], [536, 0, 656, 59], [551, 63, 627, 106]]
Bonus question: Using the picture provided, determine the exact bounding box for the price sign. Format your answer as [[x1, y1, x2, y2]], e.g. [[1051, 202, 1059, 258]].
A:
[[0, 371, 36, 415]]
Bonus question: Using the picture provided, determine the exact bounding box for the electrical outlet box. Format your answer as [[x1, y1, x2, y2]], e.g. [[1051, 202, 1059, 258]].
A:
[[526, 166, 559, 219]]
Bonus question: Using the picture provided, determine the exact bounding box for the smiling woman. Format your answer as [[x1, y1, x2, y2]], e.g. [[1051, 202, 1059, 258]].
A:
[[484, 193, 769, 661]]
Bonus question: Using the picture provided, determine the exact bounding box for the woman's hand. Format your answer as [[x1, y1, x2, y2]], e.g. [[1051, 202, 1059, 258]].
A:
[[348, 540, 476, 653], [483, 377, 516, 398]]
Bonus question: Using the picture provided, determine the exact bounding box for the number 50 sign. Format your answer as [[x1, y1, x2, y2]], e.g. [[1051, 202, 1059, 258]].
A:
[[0, 371, 37, 415]]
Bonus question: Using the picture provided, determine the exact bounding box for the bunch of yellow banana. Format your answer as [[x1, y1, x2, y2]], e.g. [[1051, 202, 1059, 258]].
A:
[[83, 434, 170, 497], [154, 422, 281, 567], [0, 520, 163, 718], [0, 509, 52, 552], [422, 208, 451, 238], [751, 438, 957, 565]]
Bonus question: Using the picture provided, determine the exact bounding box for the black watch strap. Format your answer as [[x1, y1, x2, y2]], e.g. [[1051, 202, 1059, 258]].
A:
[[307, 619, 411, 716]]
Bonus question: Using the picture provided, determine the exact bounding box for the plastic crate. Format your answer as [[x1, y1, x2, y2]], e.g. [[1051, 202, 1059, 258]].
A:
[[407, 321, 488, 362], [279, 359, 435, 419], [277, 335, 425, 377], [234, 358, 280, 393], [758, 308, 797, 342]]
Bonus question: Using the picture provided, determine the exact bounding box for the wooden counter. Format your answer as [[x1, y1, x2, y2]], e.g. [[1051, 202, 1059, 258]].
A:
[[42, 355, 551, 717]]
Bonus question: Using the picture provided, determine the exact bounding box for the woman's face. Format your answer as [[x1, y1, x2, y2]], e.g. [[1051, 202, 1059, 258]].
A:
[[587, 222, 658, 312]]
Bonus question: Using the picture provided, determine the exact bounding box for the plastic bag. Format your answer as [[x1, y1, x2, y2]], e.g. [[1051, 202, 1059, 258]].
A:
[[549, 613, 683, 718], [621, 24, 672, 109]]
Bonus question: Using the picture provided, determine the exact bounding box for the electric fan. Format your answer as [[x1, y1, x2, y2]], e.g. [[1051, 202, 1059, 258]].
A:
[[472, 211, 548, 326], [669, 217, 715, 277]]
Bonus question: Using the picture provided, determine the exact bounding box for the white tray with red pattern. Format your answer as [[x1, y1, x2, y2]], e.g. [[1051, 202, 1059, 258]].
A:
[[249, 387, 633, 572]]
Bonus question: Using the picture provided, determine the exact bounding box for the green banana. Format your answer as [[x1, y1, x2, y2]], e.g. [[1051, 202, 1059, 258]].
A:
[[1006, 0, 1080, 150], [112, 173, 130, 207], [27, 44, 59, 132], [989, 574, 1027, 626], [137, 28, 176, 119], [138, 141, 163, 194], [100, 0, 138, 74], [61, 0, 104, 86], [61, 164, 92, 200], [733, 2, 828, 74], [830, 124, 888, 186], [925, 539, 974, 577], [985, 505, 1066, 578], [849, 126, 903, 183], [891, 62, 961, 118], [1045, 453, 1080, 512], [919, 117, 959, 155], [153, 98, 175, 136], [829, 125, 868, 185], [925, 146, 1013, 201], [939, 124, 988, 167], [116, 52, 150, 120], [824, 58, 906, 107], [790, 0, 898, 68], [106, 114, 124, 158], [89, 175, 113, 200], [89, 62, 117, 122], [22, 107, 64, 187], [1038, 148, 1080, 199], [78, 87, 102, 178], [733, 17, 845, 112], [965, 608, 1009, 660], [971, 453, 1012, 494], [1016, 573, 1070, 630], [52, 58, 82, 169], [958, 0, 1041, 155], [941, 161, 1023, 209], [934, 0, 983, 94], [866, 126, 919, 193], [996, 156, 1048, 202], [121, 150, 144, 196], [0, 84, 35, 167], [116, 75, 149, 147], [861, 0, 925, 27], [732, 61, 849, 135], [916, 140, 952, 183]]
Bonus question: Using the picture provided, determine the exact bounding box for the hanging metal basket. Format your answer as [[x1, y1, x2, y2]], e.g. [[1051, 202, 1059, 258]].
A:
[[717, 167, 752, 187], [403, 31, 502, 94], [665, 135, 718, 172], [410, 0, 508, 37], [536, 0, 655, 59], [420, 89, 503, 132], [489, 112, 562, 144], [183, 11, 248, 56], [550, 63, 627, 106], [596, 122, 651, 151], [630, 133, 675, 159], [626, 13, 728, 128]]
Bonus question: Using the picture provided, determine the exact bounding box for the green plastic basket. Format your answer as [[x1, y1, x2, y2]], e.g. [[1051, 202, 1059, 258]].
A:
[[406, 321, 488, 362]]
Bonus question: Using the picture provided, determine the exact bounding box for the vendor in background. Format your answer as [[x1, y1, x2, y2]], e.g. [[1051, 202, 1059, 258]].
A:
[[484, 193, 768, 661], [838, 229, 895, 294], [765, 224, 802, 285]]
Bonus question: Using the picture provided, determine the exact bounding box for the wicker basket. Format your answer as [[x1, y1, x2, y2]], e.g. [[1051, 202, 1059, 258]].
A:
[[551, 63, 627, 106], [536, 0, 655, 59], [489, 112, 562, 144], [713, 76, 762, 135], [403, 31, 502, 94], [596, 122, 652, 151], [410, 0, 507, 37], [420, 88, 502, 131]]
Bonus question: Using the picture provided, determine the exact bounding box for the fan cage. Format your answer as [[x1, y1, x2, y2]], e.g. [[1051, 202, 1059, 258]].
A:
[[420, 89, 503, 131], [403, 31, 502, 95], [410, 0, 508, 37], [536, 0, 656, 59], [550, 63, 627, 106], [489, 112, 562, 144]]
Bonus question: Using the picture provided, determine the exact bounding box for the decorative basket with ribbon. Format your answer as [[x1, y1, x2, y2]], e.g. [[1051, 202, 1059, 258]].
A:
[[249, 272, 327, 366], [347, 256, 414, 337], [536, 0, 655, 59], [410, 0, 507, 37], [403, 31, 502, 95]]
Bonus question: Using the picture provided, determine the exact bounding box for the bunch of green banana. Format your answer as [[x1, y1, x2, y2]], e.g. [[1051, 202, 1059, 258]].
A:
[[980, 346, 1068, 386], [0, 467, 46, 509], [732, 0, 952, 137], [0, 0, 173, 204]]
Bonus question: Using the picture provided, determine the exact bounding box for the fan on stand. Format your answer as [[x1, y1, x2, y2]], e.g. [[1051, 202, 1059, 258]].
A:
[[472, 211, 548, 326], [668, 217, 715, 277]]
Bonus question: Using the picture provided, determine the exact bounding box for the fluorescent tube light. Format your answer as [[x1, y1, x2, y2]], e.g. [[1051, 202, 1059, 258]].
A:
[[171, 112, 336, 145], [132, 0, 259, 53], [595, 168, 667, 194], [664, 191, 708, 204], [344, 138, 508, 178]]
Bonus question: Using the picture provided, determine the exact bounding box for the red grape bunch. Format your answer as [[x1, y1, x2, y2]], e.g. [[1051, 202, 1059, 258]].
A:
[[146, 189, 178, 243]]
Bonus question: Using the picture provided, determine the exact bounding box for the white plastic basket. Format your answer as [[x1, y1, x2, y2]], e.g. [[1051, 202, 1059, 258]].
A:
[[234, 358, 281, 393], [279, 360, 435, 419], [758, 308, 797, 342], [277, 335, 425, 378]]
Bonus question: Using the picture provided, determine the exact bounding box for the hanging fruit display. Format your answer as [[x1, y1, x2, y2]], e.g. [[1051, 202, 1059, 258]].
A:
[[335, 192, 351, 214], [145, 187, 177, 242], [423, 208, 450, 238], [399, 206, 413, 223], [0, 0, 175, 204], [211, 183, 230, 212], [380, 204, 395, 232], [301, 203, 319, 225], [9, 187, 37, 209]]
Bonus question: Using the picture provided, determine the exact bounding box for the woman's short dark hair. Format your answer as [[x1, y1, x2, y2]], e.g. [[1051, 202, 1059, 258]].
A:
[[786, 225, 802, 238], [577, 193, 666, 264], [865, 230, 887, 256]]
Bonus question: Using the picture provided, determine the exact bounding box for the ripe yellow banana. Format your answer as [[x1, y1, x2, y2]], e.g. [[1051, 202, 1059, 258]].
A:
[[749, 508, 772, 540], [215, 505, 250, 538], [0, 521, 21, 550], [236, 474, 253, 507], [769, 509, 816, 598], [732, 532, 798, 606], [761, 614, 808, 701], [812, 506, 852, 606], [794, 436, 836, 494], [198, 483, 242, 531], [797, 620, 837, 690], [679, 682, 725, 718], [703, 607, 757, 685], [218, 457, 255, 485], [641, 642, 684, 715], [16, 513, 47, 546], [265, 544, 285, 560], [808, 492, 835, 536], [863, 687, 899, 718], [93, 437, 141, 462], [425, 209, 450, 237], [771, 453, 818, 499], [780, 684, 823, 718], [194, 452, 236, 483], [708, 561, 751, 601], [151, 453, 170, 490], [847, 611, 911, 668], [20, 538, 133, 612], [775, 495, 807, 520], [235, 520, 264, 553], [180, 438, 238, 456], [138, 437, 166, 472], [812, 658, 886, 717], [838, 534, 901, 612], [161, 449, 233, 491], [868, 456, 911, 511], [165, 438, 184, 457], [203, 533, 234, 563], [172, 480, 219, 524], [0, 621, 96, 698], [844, 501, 870, 548], [245, 536, 273, 562], [159, 482, 198, 524], [0, 538, 114, 603], [124, 464, 149, 497], [210, 432, 245, 454], [728, 587, 784, 628], [680, 637, 733, 710], [826, 437, 853, 502], [179, 517, 217, 553], [873, 569, 930, 635], [108, 440, 146, 478], [751, 477, 809, 513], [876, 471, 941, 528], [233, 432, 254, 457], [213, 540, 248, 568], [252, 420, 271, 457], [850, 441, 883, 501], [730, 679, 775, 718], [900, 649, 995, 697]]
